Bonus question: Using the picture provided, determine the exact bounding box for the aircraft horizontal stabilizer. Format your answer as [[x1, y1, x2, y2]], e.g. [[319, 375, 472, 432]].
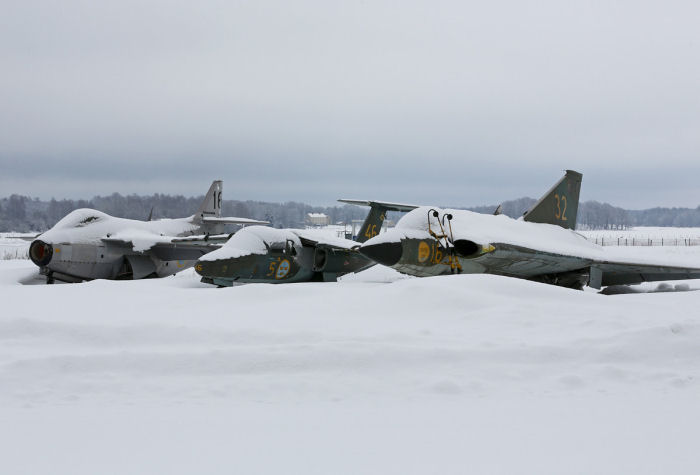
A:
[[296, 235, 360, 251], [201, 217, 269, 225], [337, 199, 419, 212]]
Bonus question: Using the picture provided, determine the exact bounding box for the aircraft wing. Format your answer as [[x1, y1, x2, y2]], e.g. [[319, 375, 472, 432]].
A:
[[591, 258, 700, 287], [101, 237, 136, 248], [478, 241, 700, 288], [201, 217, 269, 225], [172, 233, 233, 244], [101, 235, 223, 257], [149, 241, 221, 261], [337, 199, 419, 213], [292, 229, 360, 251], [472, 243, 593, 278], [4, 233, 41, 241]]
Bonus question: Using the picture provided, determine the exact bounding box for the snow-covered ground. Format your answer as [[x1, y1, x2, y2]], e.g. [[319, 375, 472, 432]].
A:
[[3, 256, 700, 474], [0, 233, 32, 259]]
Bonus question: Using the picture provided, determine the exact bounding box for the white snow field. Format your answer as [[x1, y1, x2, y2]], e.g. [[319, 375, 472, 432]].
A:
[[0, 233, 32, 260], [3, 249, 700, 473]]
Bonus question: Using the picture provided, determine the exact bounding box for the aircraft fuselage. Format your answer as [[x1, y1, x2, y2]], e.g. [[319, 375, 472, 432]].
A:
[[194, 226, 374, 286]]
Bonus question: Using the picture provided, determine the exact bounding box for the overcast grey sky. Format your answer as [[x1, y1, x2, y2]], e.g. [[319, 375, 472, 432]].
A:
[[1, 0, 699, 209]]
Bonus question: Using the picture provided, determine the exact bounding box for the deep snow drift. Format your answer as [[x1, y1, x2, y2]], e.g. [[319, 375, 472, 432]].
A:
[[2, 256, 700, 473]]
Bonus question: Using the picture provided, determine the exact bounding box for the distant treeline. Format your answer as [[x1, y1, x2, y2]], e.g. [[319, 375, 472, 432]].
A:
[[1, 193, 699, 232], [0, 194, 375, 232], [466, 198, 700, 229]]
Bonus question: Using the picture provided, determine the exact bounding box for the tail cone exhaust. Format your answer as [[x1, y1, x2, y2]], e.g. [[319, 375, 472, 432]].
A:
[[29, 240, 53, 267]]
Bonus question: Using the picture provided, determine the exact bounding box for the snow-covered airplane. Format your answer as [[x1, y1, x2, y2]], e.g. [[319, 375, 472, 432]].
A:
[[194, 200, 417, 286], [29, 181, 268, 283], [359, 170, 700, 290]]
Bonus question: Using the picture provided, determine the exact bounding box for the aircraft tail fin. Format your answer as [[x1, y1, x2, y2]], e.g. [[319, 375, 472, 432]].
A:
[[195, 180, 223, 221], [338, 199, 418, 243], [522, 170, 582, 230]]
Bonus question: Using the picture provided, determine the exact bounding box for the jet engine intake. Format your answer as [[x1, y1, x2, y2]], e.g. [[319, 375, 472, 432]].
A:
[[29, 240, 53, 266], [453, 239, 495, 258], [313, 247, 363, 273], [313, 247, 328, 272]]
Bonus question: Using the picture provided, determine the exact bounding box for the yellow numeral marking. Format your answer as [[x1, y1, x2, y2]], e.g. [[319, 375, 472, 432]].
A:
[[364, 224, 378, 239], [431, 241, 443, 264], [554, 194, 568, 221]]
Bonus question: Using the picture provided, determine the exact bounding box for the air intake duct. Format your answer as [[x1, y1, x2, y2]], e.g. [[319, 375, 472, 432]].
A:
[[453, 239, 495, 258]]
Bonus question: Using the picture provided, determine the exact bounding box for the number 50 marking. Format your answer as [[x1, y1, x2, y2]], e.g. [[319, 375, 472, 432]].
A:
[[554, 194, 568, 221]]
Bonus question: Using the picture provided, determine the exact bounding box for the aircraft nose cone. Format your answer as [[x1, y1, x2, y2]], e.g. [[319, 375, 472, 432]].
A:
[[360, 241, 403, 267], [29, 240, 53, 267], [194, 259, 213, 277]]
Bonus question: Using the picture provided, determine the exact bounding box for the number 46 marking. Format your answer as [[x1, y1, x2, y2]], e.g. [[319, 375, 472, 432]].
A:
[[364, 224, 378, 239]]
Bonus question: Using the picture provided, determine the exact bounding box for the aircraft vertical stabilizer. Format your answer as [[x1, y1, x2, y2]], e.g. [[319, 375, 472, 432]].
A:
[[522, 170, 582, 230], [195, 180, 223, 220], [338, 200, 419, 243]]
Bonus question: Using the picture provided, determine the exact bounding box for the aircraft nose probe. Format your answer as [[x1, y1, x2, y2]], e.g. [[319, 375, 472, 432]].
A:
[[29, 240, 53, 267]]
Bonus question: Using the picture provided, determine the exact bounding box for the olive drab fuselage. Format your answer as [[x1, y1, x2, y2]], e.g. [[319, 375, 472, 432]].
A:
[[195, 238, 373, 286], [195, 200, 420, 286], [358, 170, 700, 289]]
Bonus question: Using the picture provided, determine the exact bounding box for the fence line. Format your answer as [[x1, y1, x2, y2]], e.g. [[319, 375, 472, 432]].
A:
[[1, 248, 29, 260], [587, 237, 700, 247]]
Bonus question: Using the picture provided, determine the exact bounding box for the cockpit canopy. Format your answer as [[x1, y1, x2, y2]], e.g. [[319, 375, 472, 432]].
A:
[[53, 209, 109, 229], [225, 226, 300, 252]]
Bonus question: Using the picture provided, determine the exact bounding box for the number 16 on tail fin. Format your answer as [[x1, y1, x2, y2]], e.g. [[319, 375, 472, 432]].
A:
[[196, 180, 223, 220]]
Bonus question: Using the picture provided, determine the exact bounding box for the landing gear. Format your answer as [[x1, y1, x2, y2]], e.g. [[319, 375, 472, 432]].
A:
[[535, 270, 588, 290], [46, 271, 55, 285]]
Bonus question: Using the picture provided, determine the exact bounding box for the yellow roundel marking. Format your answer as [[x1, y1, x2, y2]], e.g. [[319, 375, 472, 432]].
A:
[[418, 241, 431, 263], [195, 264, 203, 272], [275, 259, 291, 279]]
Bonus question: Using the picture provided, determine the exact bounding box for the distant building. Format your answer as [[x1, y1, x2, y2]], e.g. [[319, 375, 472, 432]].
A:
[[307, 212, 330, 226]]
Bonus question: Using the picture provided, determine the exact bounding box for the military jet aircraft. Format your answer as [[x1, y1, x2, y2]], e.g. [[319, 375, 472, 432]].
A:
[[29, 181, 268, 283], [359, 170, 700, 290], [194, 200, 417, 286]]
